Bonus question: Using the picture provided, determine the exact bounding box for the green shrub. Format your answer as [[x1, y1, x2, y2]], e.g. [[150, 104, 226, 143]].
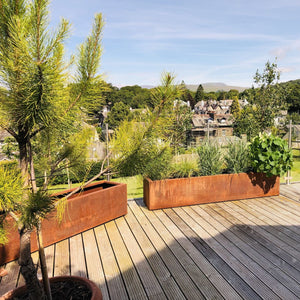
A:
[[224, 139, 250, 174], [197, 140, 223, 176], [249, 134, 293, 177], [169, 155, 199, 178]]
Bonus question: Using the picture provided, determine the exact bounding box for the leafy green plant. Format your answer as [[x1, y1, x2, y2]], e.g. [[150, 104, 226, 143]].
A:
[[197, 140, 223, 176], [224, 139, 250, 174], [249, 134, 293, 177], [169, 155, 199, 178]]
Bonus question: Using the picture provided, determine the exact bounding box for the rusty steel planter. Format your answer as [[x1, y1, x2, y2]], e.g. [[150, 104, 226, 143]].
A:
[[0, 181, 127, 265], [143, 172, 279, 210], [0, 276, 102, 300]]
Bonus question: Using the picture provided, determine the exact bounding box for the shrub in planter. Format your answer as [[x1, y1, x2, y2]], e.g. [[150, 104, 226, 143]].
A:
[[197, 140, 223, 176], [224, 139, 250, 174], [249, 134, 293, 177], [168, 155, 199, 178]]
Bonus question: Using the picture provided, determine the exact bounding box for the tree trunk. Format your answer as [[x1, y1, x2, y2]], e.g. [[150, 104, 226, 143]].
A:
[[18, 138, 29, 186], [19, 226, 46, 300]]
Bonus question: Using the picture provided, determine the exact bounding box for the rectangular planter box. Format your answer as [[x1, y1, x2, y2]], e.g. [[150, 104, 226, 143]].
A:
[[143, 172, 279, 210], [0, 180, 127, 265]]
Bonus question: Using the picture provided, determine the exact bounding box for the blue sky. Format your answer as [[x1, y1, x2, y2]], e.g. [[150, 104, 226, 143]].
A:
[[50, 0, 300, 87]]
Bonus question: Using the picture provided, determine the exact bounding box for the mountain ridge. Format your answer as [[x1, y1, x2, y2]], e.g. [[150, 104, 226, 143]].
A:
[[141, 82, 248, 92]]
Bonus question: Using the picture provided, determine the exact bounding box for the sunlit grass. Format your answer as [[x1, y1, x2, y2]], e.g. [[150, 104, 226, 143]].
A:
[[280, 157, 300, 183], [49, 175, 144, 199]]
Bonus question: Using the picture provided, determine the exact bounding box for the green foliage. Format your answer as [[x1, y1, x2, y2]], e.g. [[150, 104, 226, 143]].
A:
[[169, 155, 199, 178], [156, 101, 192, 153], [249, 134, 293, 177], [150, 72, 184, 111], [20, 191, 55, 230], [233, 105, 261, 140], [0, 165, 23, 211], [197, 140, 223, 176], [230, 97, 241, 117], [194, 84, 204, 103], [1, 137, 18, 159], [235, 60, 287, 139], [105, 102, 131, 129], [283, 79, 300, 114], [224, 140, 250, 173], [111, 119, 172, 179]]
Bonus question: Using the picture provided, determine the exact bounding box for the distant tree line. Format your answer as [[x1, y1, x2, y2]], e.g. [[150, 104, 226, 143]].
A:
[[88, 69, 300, 133]]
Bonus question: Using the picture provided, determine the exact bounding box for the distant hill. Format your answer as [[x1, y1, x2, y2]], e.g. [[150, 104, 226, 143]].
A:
[[142, 82, 248, 92], [186, 83, 248, 93]]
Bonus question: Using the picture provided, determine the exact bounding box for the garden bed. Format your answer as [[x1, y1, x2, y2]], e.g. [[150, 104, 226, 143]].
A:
[[143, 172, 279, 210], [0, 181, 127, 265]]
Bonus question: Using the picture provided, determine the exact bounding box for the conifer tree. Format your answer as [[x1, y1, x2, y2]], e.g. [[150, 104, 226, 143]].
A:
[[0, 1, 104, 298], [194, 84, 204, 103]]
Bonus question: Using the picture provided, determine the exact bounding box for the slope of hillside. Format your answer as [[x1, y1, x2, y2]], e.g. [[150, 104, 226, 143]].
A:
[[186, 83, 248, 92]]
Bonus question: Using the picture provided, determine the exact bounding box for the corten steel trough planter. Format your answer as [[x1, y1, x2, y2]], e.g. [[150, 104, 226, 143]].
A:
[[0, 276, 103, 300], [143, 172, 279, 210], [0, 181, 127, 265]]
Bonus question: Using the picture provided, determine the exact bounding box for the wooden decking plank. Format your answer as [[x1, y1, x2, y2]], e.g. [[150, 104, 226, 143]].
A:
[[129, 201, 205, 300], [105, 220, 148, 300], [280, 184, 300, 202], [260, 196, 300, 224], [269, 195, 300, 218], [137, 200, 223, 300], [94, 224, 129, 300], [270, 196, 300, 217], [69, 233, 87, 278], [125, 204, 186, 300], [54, 239, 70, 276], [173, 206, 281, 300], [115, 217, 167, 300], [164, 207, 261, 300], [246, 198, 300, 228], [233, 200, 300, 252], [244, 199, 300, 242], [200, 203, 300, 298], [44, 244, 55, 278], [183, 205, 289, 300], [137, 201, 226, 300], [152, 207, 243, 300], [0, 260, 20, 295], [82, 229, 109, 300], [220, 201, 300, 282]]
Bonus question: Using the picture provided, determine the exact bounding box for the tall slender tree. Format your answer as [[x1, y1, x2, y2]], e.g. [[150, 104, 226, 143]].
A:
[[0, 1, 104, 299], [194, 84, 204, 103]]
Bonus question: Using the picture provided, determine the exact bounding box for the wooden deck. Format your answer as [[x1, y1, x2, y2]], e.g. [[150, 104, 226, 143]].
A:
[[1, 184, 300, 299]]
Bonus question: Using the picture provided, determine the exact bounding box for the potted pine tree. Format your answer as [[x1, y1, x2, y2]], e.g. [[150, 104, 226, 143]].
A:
[[0, 1, 111, 299]]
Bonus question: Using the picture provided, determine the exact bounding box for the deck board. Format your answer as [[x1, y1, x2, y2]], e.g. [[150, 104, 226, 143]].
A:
[[1, 184, 300, 299]]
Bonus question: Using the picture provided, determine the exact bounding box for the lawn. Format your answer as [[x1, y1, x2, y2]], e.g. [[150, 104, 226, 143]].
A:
[[49, 175, 144, 199], [280, 149, 300, 183]]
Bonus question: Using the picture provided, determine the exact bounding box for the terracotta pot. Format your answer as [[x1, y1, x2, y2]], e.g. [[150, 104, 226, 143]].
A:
[[0, 181, 127, 265], [143, 172, 279, 210], [0, 276, 102, 300]]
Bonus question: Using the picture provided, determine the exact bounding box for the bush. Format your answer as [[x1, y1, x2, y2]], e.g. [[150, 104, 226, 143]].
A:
[[224, 140, 250, 173], [197, 140, 223, 176], [249, 134, 293, 177], [169, 155, 199, 178]]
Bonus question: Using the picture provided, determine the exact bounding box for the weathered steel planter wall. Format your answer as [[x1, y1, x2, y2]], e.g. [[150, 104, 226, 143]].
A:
[[143, 172, 279, 210], [0, 181, 127, 265]]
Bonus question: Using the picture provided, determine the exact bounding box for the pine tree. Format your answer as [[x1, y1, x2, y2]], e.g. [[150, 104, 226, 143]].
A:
[[194, 84, 204, 103], [0, 1, 104, 298]]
